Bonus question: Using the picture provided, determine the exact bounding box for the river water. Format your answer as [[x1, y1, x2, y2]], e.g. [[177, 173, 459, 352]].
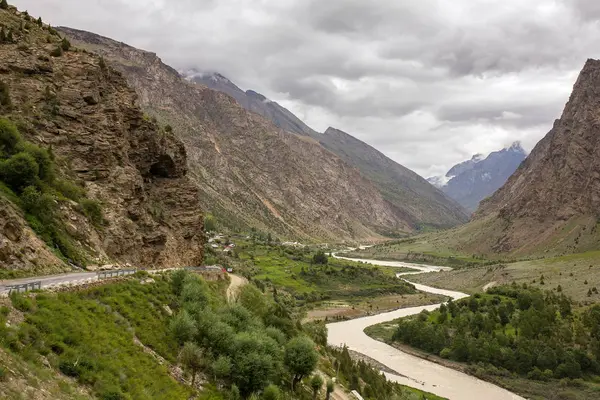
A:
[[327, 255, 525, 400]]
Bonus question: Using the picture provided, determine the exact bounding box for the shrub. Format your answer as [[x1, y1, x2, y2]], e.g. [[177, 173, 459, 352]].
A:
[[262, 384, 281, 400], [0, 0, 8, 10], [81, 198, 103, 225], [0, 118, 20, 155], [50, 46, 63, 57], [60, 38, 70, 51], [10, 293, 34, 312], [18, 141, 53, 182], [54, 179, 85, 201], [0, 152, 39, 192]]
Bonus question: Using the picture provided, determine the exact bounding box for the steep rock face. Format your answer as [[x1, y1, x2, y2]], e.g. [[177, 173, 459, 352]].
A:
[[464, 59, 600, 255], [60, 28, 411, 240], [436, 144, 527, 212], [317, 128, 469, 229], [0, 8, 203, 274]]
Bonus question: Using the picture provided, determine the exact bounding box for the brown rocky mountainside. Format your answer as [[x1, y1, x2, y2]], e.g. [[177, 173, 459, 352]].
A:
[[0, 8, 203, 275], [456, 59, 600, 256], [183, 72, 468, 229], [316, 127, 469, 229], [60, 27, 468, 239]]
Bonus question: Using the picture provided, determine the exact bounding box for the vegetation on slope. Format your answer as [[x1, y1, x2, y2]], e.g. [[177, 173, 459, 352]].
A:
[[0, 271, 443, 400], [373, 284, 600, 399], [0, 118, 102, 271]]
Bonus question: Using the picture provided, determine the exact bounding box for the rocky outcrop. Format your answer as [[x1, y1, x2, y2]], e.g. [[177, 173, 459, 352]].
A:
[[0, 8, 203, 275], [459, 59, 600, 255]]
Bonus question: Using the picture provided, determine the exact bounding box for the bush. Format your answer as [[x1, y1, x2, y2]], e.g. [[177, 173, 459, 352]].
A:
[[10, 293, 34, 312], [0, 0, 8, 10], [18, 142, 53, 182], [0, 118, 20, 155], [50, 46, 63, 57], [262, 384, 281, 400], [0, 152, 39, 192], [60, 38, 71, 51], [81, 198, 103, 225], [54, 179, 85, 201]]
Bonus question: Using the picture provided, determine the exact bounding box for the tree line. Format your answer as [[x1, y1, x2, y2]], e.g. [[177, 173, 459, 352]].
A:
[[392, 283, 600, 381]]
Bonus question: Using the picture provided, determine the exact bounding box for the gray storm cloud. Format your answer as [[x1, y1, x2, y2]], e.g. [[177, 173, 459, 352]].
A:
[[12, 0, 600, 177]]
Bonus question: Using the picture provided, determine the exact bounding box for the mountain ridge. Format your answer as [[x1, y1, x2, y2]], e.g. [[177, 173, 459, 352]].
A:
[[433, 142, 527, 212], [59, 27, 421, 241], [60, 27, 469, 238], [181, 70, 469, 229]]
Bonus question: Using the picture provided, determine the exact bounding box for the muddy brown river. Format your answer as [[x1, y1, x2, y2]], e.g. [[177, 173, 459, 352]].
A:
[[327, 255, 525, 400]]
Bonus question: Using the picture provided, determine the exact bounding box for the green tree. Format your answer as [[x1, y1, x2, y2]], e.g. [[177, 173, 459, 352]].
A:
[[0, 26, 6, 43], [171, 269, 189, 296], [180, 276, 210, 307], [179, 342, 204, 386], [312, 250, 328, 265], [0, 0, 8, 10], [169, 310, 197, 345], [310, 374, 323, 399], [211, 355, 231, 382], [18, 142, 53, 182], [0, 118, 20, 154], [238, 284, 268, 317], [0, 152, 39, 192], [204, 214, 216, 232], [326, 379, 335, 400], [61, 37, 71, 51], [284, 336, 318, 390], [262, 384, 281, 400]]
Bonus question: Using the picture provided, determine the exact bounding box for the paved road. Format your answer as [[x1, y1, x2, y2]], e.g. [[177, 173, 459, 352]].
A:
[[327, 255, 524, 400], [0, 271, 98, 295]]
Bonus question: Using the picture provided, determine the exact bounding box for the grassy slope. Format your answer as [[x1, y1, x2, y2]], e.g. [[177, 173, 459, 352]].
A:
[[0, 277, 198, 400]]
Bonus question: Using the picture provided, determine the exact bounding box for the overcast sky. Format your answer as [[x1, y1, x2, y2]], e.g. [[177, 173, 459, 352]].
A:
[[13, 0, 600, 177]]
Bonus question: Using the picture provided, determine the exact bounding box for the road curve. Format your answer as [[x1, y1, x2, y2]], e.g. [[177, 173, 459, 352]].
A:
[[328, 254, 524, 400]]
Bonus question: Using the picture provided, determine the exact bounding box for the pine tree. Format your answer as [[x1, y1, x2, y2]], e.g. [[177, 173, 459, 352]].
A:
[[0, 26, 6, 43], [0, 0, 9, 10], [36, 17, 42, 27], [60, 37, 70, 51]]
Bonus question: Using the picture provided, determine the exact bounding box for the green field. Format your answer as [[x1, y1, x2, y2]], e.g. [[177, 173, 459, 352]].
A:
[[233, 242, 418, 302]]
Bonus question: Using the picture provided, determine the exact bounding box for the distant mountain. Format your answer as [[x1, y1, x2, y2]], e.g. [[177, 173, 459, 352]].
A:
[[431, 144, 527, 212], [316, 128, 469, 229], [182, 73, 469, 230], [184, 71, 315, 136]]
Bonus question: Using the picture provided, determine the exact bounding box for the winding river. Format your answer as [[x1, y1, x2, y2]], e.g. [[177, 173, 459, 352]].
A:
[[327, 255, 525, 400]]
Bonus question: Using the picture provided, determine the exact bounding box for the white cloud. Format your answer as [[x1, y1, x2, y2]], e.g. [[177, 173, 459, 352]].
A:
[[12, 0, 600, 177]]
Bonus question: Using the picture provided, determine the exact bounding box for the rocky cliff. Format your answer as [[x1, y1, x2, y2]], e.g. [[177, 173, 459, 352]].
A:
[[431, 143, 527, 212], [459, 59, 600, 255], [0, 7, 203, 276], [59, 27, 414, 241]]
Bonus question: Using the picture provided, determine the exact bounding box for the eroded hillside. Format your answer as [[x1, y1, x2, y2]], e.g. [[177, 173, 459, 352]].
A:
[[0, 7, 203, 276], [60, 27, 417, 241]]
